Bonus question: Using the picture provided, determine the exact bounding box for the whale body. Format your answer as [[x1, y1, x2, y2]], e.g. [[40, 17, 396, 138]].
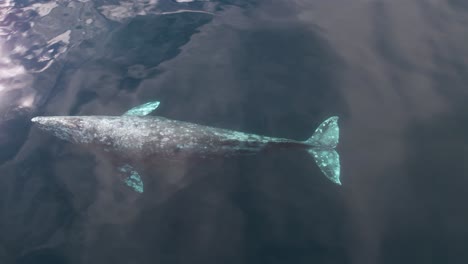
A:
[[31, 101, 341, 192]]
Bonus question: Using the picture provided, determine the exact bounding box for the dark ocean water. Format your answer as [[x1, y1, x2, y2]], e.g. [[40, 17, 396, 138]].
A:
[[1, 0, 468, 263]]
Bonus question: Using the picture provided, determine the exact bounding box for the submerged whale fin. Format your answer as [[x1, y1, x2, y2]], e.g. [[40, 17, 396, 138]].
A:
[[305, 116, 341, 185], [117, 164, 144, 193], [124, 101, 160, 116], [117, 102, 160, 192]]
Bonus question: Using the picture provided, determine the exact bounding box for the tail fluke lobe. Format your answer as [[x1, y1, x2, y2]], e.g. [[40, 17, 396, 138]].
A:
[[305, 116, 341, 185], [308, 149, 341, 185], [305, 116, 339, 148]]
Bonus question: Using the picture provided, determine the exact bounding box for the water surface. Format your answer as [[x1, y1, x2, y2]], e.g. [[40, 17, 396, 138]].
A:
[[1, 0, 468, 263]]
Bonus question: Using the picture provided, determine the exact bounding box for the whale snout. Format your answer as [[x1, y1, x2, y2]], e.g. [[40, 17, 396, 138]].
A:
[[32, 116, 82, 130], [31, 116, 86, 143]]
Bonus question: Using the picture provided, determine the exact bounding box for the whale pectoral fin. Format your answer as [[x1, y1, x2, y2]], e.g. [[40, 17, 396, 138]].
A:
[[123, 101, 160, 116], [308, 149, 341, 185], [117, 164, 144, 193]]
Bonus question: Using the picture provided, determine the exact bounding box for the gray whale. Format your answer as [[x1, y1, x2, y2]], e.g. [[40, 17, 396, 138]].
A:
[[32, 101, 341, 192]]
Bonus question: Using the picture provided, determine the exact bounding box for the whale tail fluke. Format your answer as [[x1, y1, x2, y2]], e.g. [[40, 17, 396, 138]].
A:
[[305, 116, 341, 185]]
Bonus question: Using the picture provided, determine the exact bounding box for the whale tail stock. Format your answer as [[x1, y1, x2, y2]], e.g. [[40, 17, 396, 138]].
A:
[[304, 116, 341, 185]]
